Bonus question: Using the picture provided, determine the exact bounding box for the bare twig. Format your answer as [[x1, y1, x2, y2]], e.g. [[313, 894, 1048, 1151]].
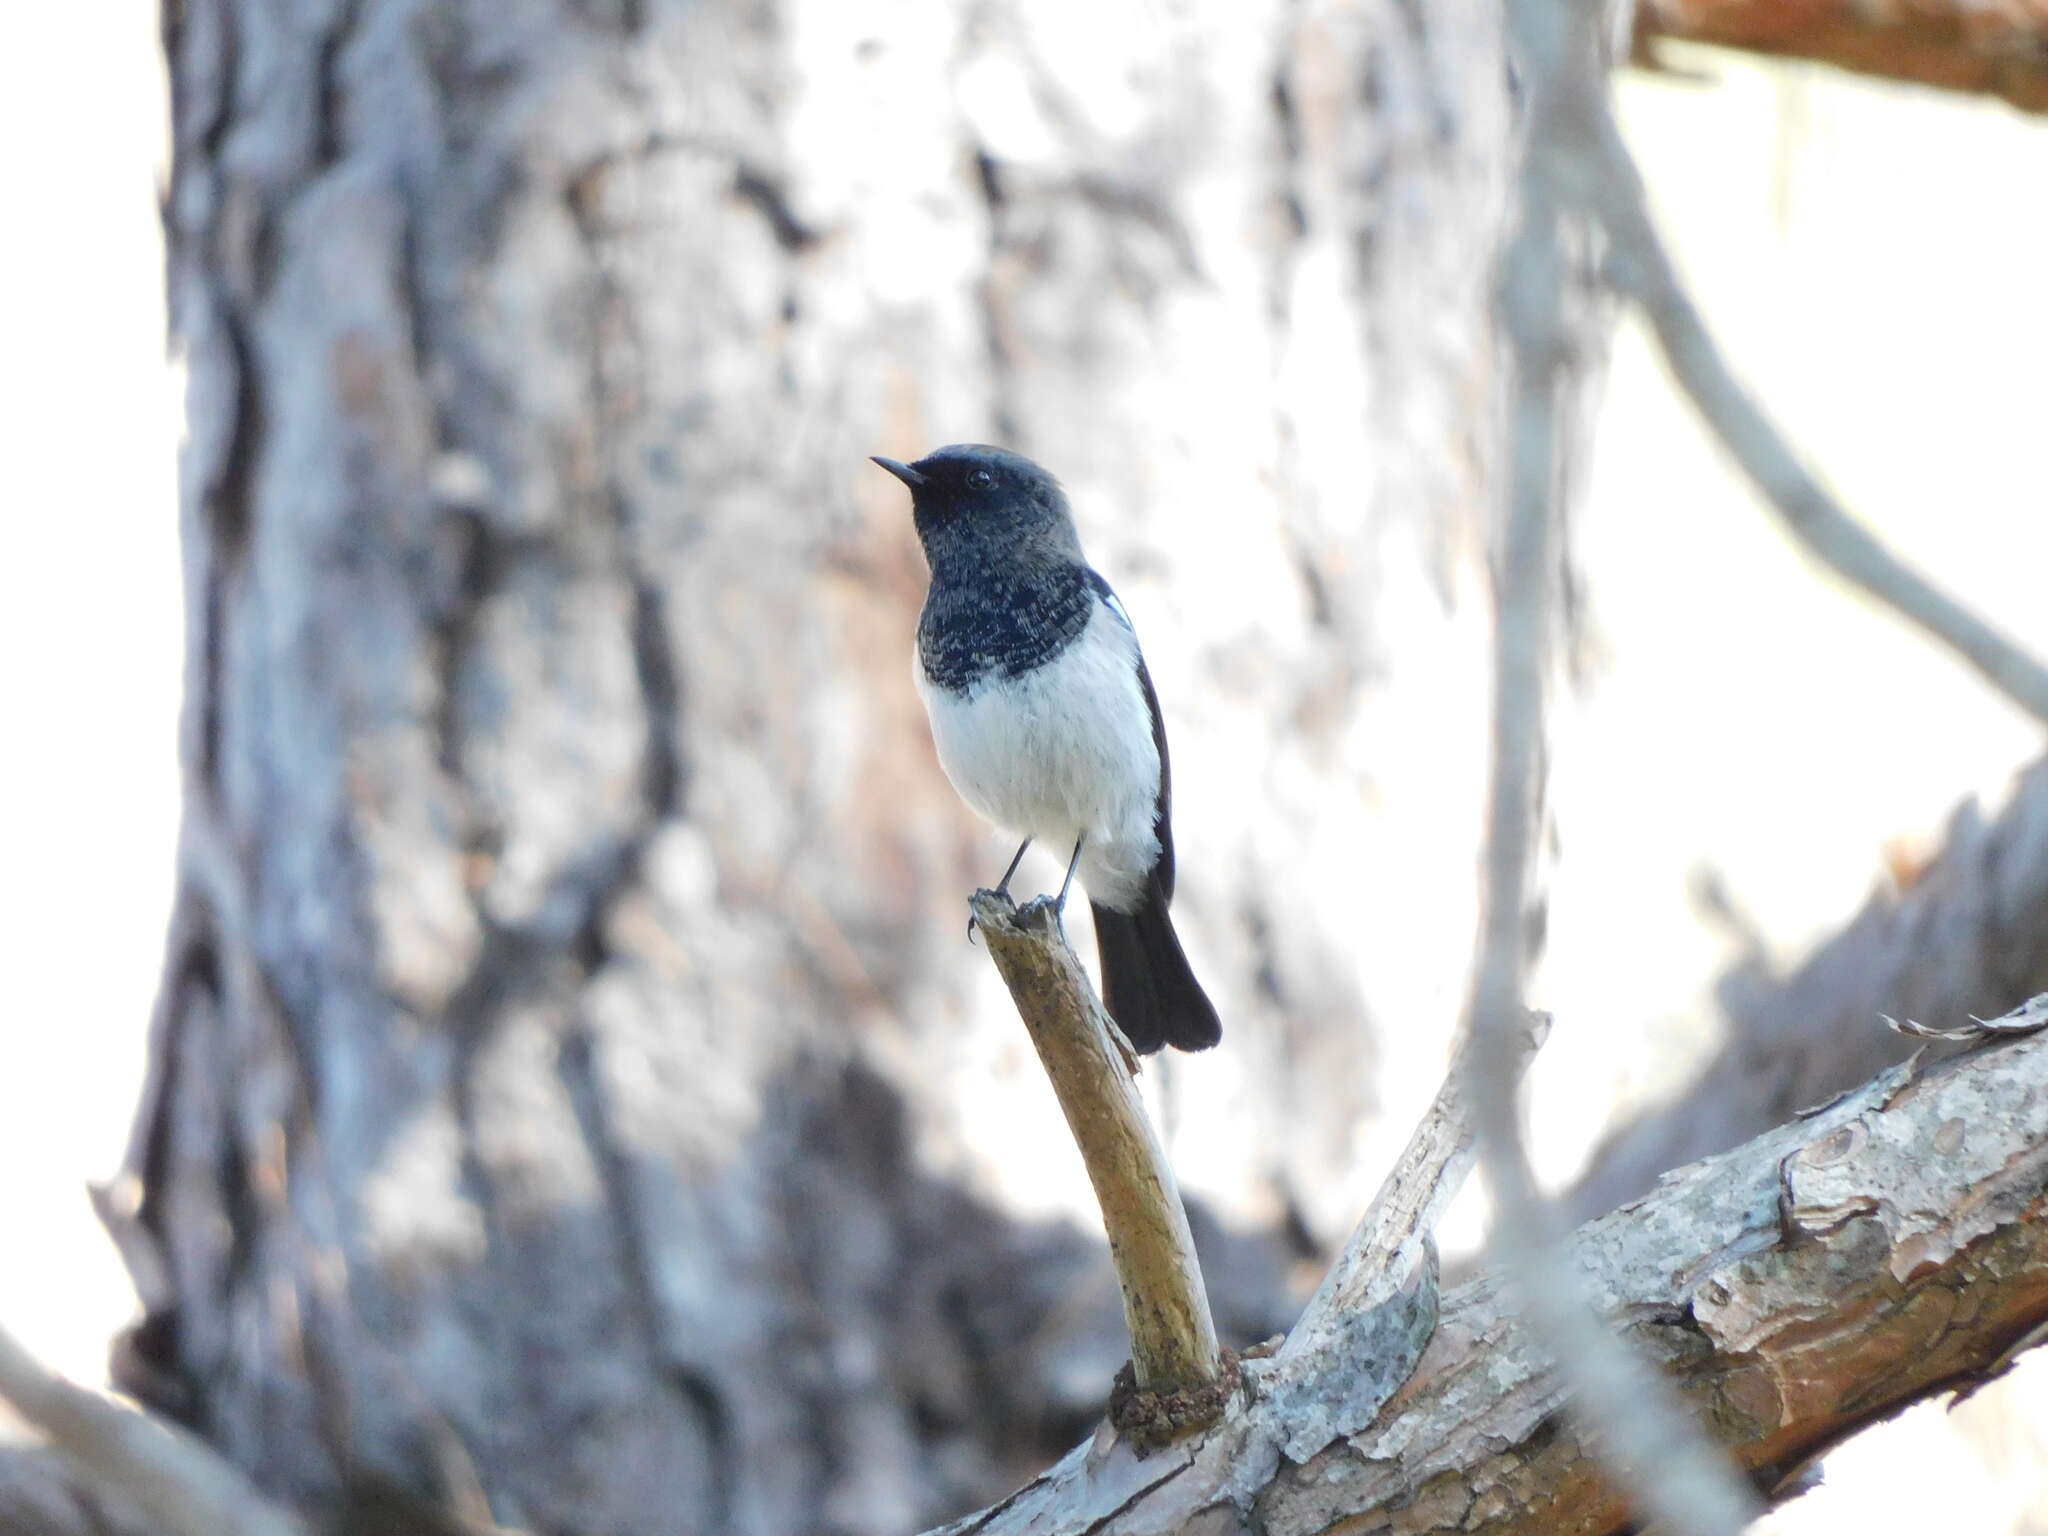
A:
[[1591, 37, 2048, 726], [0, 1321, 305, 1536], [1465, 2, 1764, 1531], [968, 891, 1222, 1408]]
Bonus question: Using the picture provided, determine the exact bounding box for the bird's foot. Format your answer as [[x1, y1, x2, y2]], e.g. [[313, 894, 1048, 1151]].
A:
[[1015, 893, 1066, 935], [969, 884, 1021, 943]]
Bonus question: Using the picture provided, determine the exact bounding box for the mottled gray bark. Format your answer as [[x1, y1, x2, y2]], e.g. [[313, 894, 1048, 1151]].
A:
[[97, 2, 1522, 1533]]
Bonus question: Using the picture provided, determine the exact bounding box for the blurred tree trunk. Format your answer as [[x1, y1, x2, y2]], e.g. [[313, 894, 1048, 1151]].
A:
[[111, 1, 1522, 1532], [1570, 754, 2048, 1224]]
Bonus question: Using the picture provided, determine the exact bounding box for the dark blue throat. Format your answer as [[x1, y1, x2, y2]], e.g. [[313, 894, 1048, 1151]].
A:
[[917, 558, 1092, 692]]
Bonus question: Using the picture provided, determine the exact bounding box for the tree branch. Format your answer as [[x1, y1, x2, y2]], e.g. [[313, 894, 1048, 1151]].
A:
[[1594, 150, 2048, 725], [1463, 0, 1767, 1528], [1564, 13, 2048, 727], [968, 891, 1223, 1414], [1634, 0, 2048, 115], [0, 1321, 305, 1536], [927, 1012, 2048, 1534]]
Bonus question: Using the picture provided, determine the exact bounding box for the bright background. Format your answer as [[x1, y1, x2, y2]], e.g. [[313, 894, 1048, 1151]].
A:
[[0, 0, 182, 1388], [1, 4, 2043, 1528]]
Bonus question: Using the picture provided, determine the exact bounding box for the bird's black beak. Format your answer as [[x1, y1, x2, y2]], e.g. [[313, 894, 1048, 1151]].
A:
[[870, 456, 925, 489]]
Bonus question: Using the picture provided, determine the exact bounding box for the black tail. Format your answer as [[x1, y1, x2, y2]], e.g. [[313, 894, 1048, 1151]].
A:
[[1091, 888, 1222, 1053]]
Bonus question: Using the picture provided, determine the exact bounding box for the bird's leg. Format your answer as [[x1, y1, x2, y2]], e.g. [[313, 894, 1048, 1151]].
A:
[[995, 837, 1033, 897], [970, 837, 1036, 941], [1013, 835, 1087, 933], [1054, 834, 1086, 914]]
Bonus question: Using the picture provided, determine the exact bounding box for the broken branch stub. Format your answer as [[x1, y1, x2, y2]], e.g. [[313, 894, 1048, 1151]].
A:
[[968, 890, 1223, 1409]]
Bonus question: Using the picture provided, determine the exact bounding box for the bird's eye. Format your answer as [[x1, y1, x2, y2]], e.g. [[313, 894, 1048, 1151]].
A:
[[968, 468, 995, 490]]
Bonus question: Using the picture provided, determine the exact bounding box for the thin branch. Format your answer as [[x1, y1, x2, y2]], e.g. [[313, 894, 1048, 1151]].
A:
[[1590, 39, 2048, 727], [968, 891, 1223, 1413], [1464, 2, 1764, 1531], [0, 1321, 305, 1536]]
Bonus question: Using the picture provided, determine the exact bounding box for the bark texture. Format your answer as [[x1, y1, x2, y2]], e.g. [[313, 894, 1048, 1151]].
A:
[[932, 1026, 2048, 1534], [103, 2, 1521, 1532]]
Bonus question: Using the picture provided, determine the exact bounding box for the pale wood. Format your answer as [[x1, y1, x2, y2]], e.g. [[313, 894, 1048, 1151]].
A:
[[967, 892, 1221, 1399]]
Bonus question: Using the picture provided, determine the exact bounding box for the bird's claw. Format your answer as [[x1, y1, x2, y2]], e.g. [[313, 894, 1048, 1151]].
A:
[[970, 883, 1016, 944]]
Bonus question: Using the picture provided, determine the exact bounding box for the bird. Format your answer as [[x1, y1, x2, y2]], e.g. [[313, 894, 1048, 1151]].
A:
[[871, 443, 1222, 1054]]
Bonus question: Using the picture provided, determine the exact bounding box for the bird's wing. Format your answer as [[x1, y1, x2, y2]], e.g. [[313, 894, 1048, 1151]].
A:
[[1085, 569, 1175, 901]]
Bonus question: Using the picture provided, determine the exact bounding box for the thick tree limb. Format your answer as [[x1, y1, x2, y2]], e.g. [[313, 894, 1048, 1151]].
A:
[[968, 891, 1222, 1407], [927, 1015, 2048, 1534], [1634, 0, 2048, 114], [0, 1322, 304, 1536]]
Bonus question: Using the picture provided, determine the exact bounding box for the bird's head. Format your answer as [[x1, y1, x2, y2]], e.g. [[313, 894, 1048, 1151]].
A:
[[870, 444, 1078, 566]]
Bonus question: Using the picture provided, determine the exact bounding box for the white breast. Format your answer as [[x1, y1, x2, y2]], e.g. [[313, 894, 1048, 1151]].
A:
[[916, 599, 1161, 909]]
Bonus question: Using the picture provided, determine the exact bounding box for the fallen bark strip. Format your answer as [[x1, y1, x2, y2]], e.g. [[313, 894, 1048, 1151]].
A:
[[1269, 1013, 1549, 1467], [1634, 0, 2048, 114], [926, 1012, 2048, 1534]]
